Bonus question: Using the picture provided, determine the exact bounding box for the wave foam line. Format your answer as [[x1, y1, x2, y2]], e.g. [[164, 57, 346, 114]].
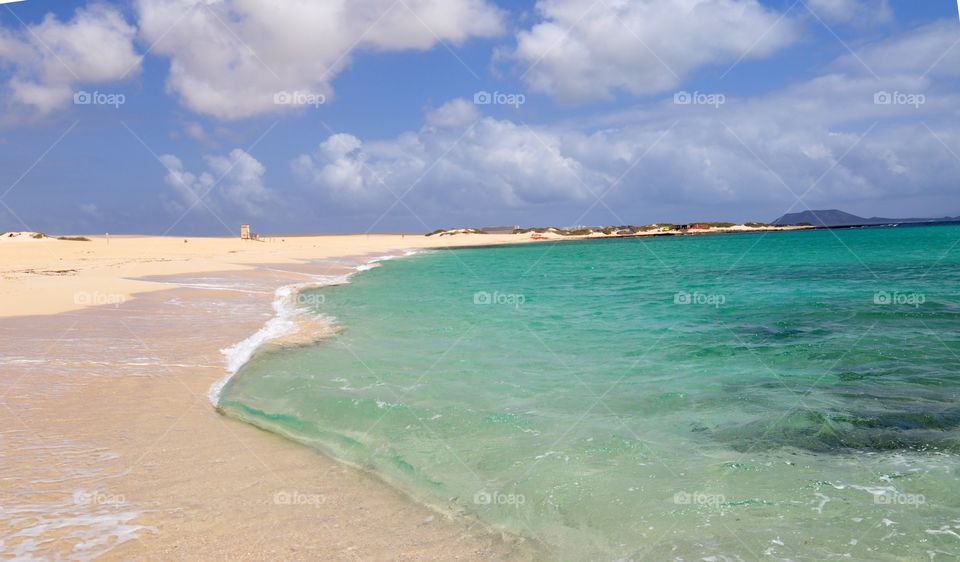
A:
[[208, 250, 422, 406]]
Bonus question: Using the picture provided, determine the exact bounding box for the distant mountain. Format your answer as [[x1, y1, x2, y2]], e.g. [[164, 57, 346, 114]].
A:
[[771, 209, 960, 227], [772, 210, 868, 226]]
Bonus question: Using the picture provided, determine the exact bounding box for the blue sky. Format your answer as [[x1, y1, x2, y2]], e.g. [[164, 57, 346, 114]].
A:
[[0, 0, 958, 235]]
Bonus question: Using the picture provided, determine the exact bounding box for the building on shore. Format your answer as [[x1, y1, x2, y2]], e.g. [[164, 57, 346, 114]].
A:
[[481, 225, 520, 234]]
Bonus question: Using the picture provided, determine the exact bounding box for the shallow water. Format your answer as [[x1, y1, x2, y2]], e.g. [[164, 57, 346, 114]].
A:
[[220, 226, 960, 560]]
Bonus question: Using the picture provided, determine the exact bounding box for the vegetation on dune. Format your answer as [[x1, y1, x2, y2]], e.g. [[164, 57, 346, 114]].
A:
[[24, 233, 91, 241], [426, 228, 488, 236], [428, 221, 799, 237]]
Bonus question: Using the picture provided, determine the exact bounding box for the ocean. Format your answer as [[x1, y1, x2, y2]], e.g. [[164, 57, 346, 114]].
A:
[[217, 226, 960, 560]]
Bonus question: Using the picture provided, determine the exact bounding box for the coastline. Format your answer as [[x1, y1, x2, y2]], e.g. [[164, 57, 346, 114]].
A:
[[0, 227, 813, 558], [208, 248, 547, 557], [207, 226, 960, 559], [0, 227, 812, 319], [0, 233, 529, 318], [0, 235, 542, 559], [208, 249, 424, 407], [3, 226, 955, 557]]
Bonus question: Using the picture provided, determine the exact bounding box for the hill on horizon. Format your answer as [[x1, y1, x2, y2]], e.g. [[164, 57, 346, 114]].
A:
[[771, 209, 960, 227]]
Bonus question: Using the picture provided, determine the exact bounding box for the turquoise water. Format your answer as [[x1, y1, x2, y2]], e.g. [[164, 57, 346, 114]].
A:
[[220, 226, 960, 560]]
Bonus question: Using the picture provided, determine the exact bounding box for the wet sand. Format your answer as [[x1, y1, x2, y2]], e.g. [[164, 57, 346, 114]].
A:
[[0, 254, 535, 559]]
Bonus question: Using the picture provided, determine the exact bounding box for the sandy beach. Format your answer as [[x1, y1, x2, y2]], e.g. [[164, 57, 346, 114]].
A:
[[0, 233, 547, 560], [0, 233, 536, 318], [0, 226, 812, 559]]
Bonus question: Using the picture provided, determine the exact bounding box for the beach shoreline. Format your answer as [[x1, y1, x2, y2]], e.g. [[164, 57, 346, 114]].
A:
[[0, 233, 535, 318], [0, 235, 544, 559], [0, 227, 812, 559], [0, 227, 812, 319], [3, 226, 957, 558]]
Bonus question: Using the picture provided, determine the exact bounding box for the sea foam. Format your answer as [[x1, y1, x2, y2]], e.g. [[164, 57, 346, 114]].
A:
[[209, 251, 419, 406]]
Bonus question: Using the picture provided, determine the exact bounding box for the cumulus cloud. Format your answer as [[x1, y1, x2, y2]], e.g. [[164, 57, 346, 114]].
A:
[[293, 110, 600, 213], [0, 4, 140, 114], [161, 149, 273, 217], [136, 0, 504, 119], [507, 0, 801, 103], [207, 149, 273, 215], [159, 153, 215, 214], [292, 134, 378, 204], [292, 22, 960, 224]]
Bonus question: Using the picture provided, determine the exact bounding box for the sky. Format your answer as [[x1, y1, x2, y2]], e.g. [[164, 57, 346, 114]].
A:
[[0, 0, 957, 235]]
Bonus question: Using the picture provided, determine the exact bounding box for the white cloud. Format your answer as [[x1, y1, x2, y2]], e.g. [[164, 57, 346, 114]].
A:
[[160, 153, 214, 214], [136, 0, 504, 119], [838, 20, 960, 78], [161, 149, 273, 216], [292, 22, 960, 224], [293, 113, 599, 212], [292, 133, 375, 203], [0, 4, 140, 114], [508, 0, 801, 103], [207, 149, 272, 215], [426, 98, 482, 128]]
